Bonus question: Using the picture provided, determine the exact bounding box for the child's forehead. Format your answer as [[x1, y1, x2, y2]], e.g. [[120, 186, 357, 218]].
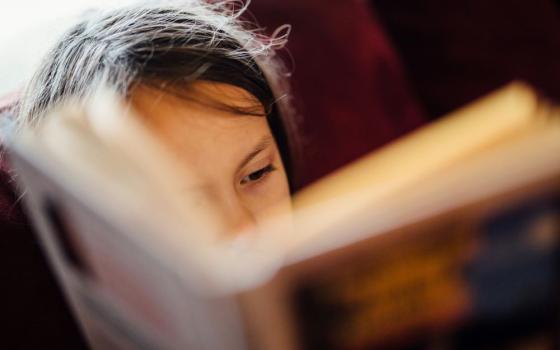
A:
[[128, 81, 268, 132], [130, 81, 264, 114], [127, 81, 274, 165]]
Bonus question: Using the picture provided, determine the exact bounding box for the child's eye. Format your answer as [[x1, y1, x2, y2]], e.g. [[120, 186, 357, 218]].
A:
[[240, 164, 276, 185]]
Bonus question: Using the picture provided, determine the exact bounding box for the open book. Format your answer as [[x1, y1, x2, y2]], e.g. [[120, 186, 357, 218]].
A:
[[7, 82, 560, 349]]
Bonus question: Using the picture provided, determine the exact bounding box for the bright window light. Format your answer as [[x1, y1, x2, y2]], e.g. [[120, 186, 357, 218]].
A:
[[0, 0, 137, 95]]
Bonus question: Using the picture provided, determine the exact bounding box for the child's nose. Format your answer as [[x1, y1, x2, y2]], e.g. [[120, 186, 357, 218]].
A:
[[219, 195, 257, 235]]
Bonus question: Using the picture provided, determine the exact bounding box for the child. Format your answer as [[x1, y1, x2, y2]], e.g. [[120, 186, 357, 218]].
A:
[[11, 0, 299, 233]]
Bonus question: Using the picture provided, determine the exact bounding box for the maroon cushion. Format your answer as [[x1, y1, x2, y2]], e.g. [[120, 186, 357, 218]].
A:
[[372, 0, 560, 118], [249, 0, 426, 188]]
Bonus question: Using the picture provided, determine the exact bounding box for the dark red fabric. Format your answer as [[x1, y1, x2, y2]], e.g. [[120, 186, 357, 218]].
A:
[[371, 0, 560, 118], [249, 0, 426, 188]]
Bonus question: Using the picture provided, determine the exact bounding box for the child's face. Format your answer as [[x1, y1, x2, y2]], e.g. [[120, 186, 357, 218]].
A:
[[130, 81, 291, 235]]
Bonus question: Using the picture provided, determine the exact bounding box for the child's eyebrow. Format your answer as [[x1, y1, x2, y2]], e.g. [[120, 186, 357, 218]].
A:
[[237, 135, 273, 172]]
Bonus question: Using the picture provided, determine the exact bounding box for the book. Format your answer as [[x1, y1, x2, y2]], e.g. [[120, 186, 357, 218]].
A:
[[6, 82, 560, 349]]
